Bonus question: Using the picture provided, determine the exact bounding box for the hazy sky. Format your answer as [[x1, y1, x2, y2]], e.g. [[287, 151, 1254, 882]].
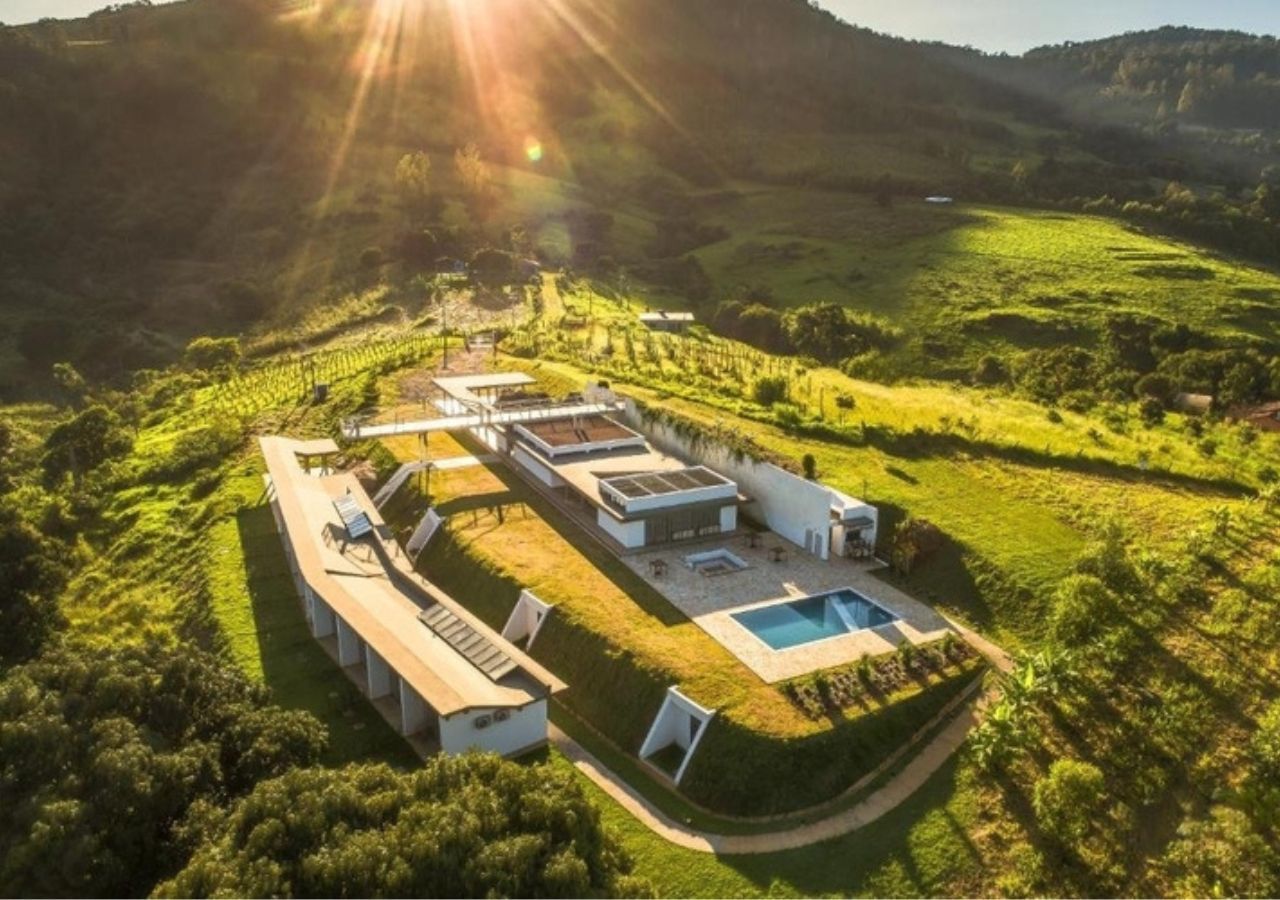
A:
[[0, 0, 1276, 54], [818, 0, 1278, 54]]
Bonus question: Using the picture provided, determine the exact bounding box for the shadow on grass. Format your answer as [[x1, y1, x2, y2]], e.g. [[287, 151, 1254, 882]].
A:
[[233, 503, 419, 769], [427, 443, 690, 630], [717, 754, 978, 896], [871, 502, 1015, 637]]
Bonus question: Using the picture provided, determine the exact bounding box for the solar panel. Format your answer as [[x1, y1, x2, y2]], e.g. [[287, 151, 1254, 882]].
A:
[[603, 467, 730, 499], [418, 604, 518, 682], [333, 494, 374, 540]]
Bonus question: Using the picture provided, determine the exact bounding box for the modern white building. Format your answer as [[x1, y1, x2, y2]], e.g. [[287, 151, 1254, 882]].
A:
[[620, 400, 879, 559], [260, 435, 566, 758], [508, 415, 741, 551]]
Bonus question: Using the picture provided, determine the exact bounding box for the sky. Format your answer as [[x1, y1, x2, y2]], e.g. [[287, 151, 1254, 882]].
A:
[[818, 0, 1278, 55], [0, 0, 1275, 54]]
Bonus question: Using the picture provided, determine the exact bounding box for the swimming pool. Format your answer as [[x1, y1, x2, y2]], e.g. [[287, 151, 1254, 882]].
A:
[[731, 588, 898, 651]]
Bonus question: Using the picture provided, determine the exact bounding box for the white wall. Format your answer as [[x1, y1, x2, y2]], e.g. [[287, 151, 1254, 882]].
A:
[[400, 679, 429, 736], [719, 505, 738, 533], [596, 510, 646, 548], [500, 589, 554, 648], [336, 616, 361, 666], [366, 648, 392, 698], [638, 687, 716, 785], [622, 401, 835, 558], [439, 700, 549, 757], [512, 445, 563, 488]]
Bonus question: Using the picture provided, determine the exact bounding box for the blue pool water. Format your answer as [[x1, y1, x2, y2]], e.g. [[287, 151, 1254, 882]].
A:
[[732, 589, 898, 651]]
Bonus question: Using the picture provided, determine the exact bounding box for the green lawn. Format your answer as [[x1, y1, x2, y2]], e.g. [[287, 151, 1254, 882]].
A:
[[690, 196, 1280, 376], [205, 466, 420, 768], [570, 749, 995, 898]]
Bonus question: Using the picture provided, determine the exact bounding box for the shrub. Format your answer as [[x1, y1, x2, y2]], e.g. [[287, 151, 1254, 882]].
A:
[[1048, 574, 1115, 646], [41, 405, 134, 485], [1139, 396, 1166, 427], [469, 247, 516, 285], [1032, 758, 1106, 847], [397, 229, 437, 268], [972, 353, 1010, 385], [359, 246, 384, 269], [752, 376, 789, 407], [801, 453, 817, 480], [184, 336, 241, 372]]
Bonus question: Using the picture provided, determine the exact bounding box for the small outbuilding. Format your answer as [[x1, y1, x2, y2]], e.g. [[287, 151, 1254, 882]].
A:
[[1174, 392, 1214, 415], [639, 310, 695, 333]]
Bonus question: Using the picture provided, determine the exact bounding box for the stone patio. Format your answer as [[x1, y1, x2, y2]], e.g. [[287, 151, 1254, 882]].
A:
[[624, 534, 954, 683]]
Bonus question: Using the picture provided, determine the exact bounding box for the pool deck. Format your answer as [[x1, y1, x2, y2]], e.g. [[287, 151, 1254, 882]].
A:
[[623, 536, 954, 683]]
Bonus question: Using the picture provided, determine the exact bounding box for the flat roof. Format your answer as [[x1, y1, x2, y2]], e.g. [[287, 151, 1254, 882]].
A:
[[602, 466, 730, 499], [259, 436, 565, 716], [519, 416, 640, 448], [433, 372, 535, 407]]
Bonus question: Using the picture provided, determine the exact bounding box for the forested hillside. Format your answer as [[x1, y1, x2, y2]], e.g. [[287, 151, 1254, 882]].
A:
[[1022, 27, 1280, 130], [3, 1, 1278, 398]]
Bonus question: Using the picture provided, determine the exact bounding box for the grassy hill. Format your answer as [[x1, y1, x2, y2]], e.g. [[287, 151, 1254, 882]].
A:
[[4, 1, 1279, 399], [2, 2, 1280, 896]]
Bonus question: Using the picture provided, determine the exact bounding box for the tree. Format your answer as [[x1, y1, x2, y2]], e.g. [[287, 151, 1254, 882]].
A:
[[801, 453, 817, 480], [398, 228, 438, 269], [455, 142, 494, 210], [40, 404, 133, 485], [183, 336, 241, 372], [395, 150, 432, 218], [0, 646, 326, 897], [1138, 396, 1165, 427], [51, 362, 88, 408], [1176, 78, 1202, 115], [1032, 758, 1106, 848], [1252, 700, 1280, 780], [1159, 807, 1280, 898], [1011, 159, 1030, 189], [469, 247, 516, 286], [0, 502, 66, 663], [158, 755, 651, 899]]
